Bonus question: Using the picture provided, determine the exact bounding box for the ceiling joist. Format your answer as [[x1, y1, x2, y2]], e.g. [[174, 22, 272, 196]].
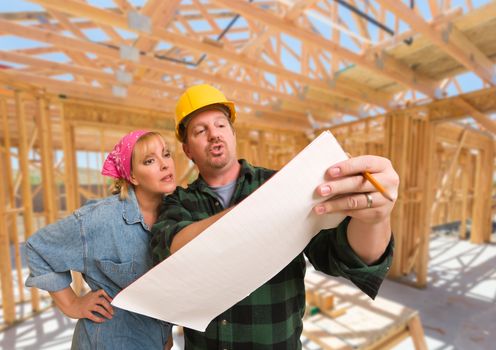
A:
[[0, 0, 494, 133]]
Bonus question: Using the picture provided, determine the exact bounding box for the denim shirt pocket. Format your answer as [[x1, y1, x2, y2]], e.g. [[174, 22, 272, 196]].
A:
[[95, 259, 139, 290]]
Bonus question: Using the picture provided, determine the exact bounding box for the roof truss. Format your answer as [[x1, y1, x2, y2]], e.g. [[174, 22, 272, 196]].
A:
[[0, 0, 494, 131]]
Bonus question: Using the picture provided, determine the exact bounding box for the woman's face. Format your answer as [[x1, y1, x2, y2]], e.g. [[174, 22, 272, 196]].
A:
[[130, 135, 176, 196]]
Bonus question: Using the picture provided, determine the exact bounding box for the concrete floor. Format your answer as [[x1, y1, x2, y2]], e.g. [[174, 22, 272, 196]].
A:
[[382, 231, 496, 350], [1, 230, 495, 350]]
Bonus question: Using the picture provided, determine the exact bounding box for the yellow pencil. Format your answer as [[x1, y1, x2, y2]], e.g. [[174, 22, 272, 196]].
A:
[[362, 171, 395, 202], [346, 152, 394, 202]]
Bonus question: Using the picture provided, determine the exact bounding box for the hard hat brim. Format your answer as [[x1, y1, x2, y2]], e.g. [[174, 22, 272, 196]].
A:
[[175, 101, 236, 142]]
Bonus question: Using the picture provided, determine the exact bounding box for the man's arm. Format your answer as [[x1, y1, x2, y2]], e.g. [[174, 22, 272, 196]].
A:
[[314, 155, 398, 264], [347, 216, 391, 265], [169, 209, 231, 254], [151, 192, 233, 263]]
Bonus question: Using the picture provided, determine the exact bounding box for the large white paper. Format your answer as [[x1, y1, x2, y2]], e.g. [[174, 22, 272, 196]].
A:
[[112, 130, 348, 331]]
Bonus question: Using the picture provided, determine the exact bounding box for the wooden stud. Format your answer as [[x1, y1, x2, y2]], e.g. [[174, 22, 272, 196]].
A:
[[459, 151, 469, 239], [60, 103, 84, 295], [1, 98, 25, 302], [416, 121, 436, 288], [36, 96, 58, 224], [407, 314, 429, 350], [0, 139, 16, 324], [15, 91, 40, 311]]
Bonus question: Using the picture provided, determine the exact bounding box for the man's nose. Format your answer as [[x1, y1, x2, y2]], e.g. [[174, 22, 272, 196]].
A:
[[208, 126, 221, 141]]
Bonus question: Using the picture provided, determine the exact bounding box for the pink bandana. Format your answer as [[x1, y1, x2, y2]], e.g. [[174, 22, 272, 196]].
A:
[[101, 130, 150, 182]]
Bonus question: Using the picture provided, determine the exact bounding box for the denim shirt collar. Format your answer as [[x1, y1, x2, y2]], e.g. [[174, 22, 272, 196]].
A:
[[122, 188, 145, 228]]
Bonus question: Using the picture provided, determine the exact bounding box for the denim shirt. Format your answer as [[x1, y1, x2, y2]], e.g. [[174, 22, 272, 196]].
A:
[[25, 189, 171, 350]]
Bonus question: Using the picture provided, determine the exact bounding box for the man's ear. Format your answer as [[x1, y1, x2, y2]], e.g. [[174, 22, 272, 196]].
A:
[[182, 142, 193, 160]]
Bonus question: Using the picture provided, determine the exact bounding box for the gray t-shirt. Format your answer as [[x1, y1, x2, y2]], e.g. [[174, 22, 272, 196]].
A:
[[208, 180, 236, 208]]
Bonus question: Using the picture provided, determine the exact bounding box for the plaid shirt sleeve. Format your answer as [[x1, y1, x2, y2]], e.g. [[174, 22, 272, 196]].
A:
[[150, 160, 395, 349], [305, 216, 394, 299], [151, 190, 195, 265]]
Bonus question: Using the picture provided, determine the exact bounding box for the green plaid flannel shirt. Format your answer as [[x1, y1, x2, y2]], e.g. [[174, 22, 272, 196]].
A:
[[151, 159, 393, 350]]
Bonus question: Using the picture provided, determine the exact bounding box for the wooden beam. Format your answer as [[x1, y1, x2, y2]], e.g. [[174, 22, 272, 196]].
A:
[[0, 21, 360, 118], [0, 51, 322, 126], [0, 98, 25, 302], [454, 98, 496, 135], [428, 0, 440, 17], [432, 130, 468, 213], [211, 0, 438, 97], [112, 0, 133, 12], [376, 0, 495, 85], [0, 70, 309, 132], [14, 92, 40, 311], [25, 0, 391, 107], [133, 0, 181, 51], [435, 122, 494, 150], [36, 97, 58, 224], [0, 50, 179, 95], [0, 70, 172, 113], [44, 9, 103, 84], [285, 0, 320, 21], [0, 100, 15, 325], [349, 0, 371, 46], [426, 87, 496, 123]]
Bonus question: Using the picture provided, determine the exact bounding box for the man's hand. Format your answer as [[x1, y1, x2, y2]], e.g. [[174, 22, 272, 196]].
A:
[[314, 155, 398, 223], [314, 155, 399, 264], [50, 287, 114, 323]]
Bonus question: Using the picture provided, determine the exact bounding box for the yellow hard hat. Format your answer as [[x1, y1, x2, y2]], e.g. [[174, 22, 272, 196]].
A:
[[175, 84, 236, 142]]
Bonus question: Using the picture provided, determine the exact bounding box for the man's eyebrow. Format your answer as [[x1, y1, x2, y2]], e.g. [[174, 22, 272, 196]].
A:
[[191, 123, 206, 129]]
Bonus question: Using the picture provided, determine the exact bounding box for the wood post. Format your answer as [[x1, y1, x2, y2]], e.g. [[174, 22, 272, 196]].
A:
[[416, 122, 436, 287], [36, 96, 57, 224], [459, 151, 469, 239], [470, 138, 494, 243], [15, 91, 40, 311], [407, 314, 428, 350], [60, 102, 84, 294], [0, 136, 16, 324], [384, 111, 410, 278], [384, 111, 434, 287], [1, 98, 25, 302], [99, 129, 107, 197]]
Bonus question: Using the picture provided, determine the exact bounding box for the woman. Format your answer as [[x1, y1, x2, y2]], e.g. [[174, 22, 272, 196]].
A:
[[25, 130, 176, 349]]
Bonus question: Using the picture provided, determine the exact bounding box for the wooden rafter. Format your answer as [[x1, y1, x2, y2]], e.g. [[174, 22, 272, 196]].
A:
[[376, 0, 495, 86], [0, 69, 309, 132], [25, 0, 391, 107], [211, 0, 438, 97], [454, 98, 496, 135], [0, 0, 494, 134], [0, 19, 353, 120], [284, 0, 321, 22]]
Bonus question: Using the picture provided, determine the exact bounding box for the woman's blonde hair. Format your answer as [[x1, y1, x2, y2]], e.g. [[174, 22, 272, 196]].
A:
[[109, 132, 168, 200]]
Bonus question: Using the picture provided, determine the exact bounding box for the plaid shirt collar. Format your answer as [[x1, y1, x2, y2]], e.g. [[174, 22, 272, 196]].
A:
[[188, 159, 256, 192]]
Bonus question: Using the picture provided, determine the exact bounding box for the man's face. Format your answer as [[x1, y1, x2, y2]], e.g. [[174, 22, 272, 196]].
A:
[[182, 109, 237, 173]]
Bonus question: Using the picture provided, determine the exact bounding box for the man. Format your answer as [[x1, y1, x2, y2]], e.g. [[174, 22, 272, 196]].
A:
[[151, 84, 398, 349]]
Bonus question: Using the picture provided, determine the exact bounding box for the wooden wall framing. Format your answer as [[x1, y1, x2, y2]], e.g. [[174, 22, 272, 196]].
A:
[[1, 86, 494, 327], [0, 89, 308, 327], [324, 91, 494, 288]]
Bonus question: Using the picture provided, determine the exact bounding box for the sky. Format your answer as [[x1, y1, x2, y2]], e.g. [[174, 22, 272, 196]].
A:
[[0, 0, 492, 94], [0, 0, 494, 143]]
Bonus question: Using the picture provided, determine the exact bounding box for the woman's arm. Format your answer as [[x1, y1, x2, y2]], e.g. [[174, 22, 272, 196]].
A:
[[25, 215, 85, 291], [49, 287, 114, 323]]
